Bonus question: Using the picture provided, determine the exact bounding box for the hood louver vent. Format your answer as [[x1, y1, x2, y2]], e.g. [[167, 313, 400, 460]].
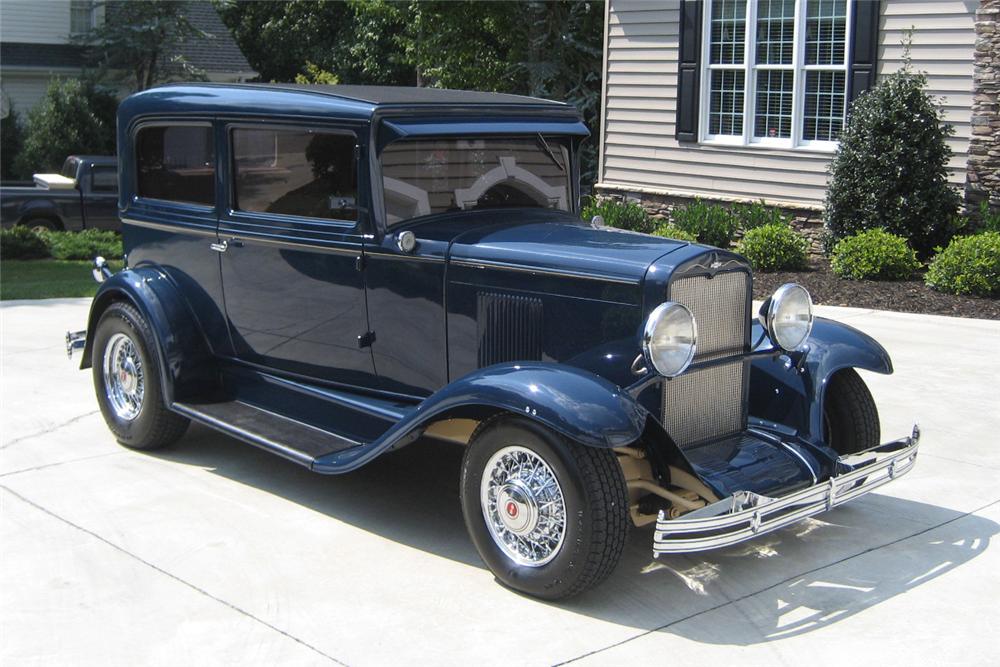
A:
[[477, 292, 543, 368]]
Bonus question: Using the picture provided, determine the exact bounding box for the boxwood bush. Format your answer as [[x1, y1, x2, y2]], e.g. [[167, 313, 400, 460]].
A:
[[651, 222, 697, 242], [670, 198, 738, 248], [732, 199, 791, 232], [39, 229, 122, 260], [1, 226, 51, 260], [580, 197, 655, 233], [830, 229, 920, 280], [925, 232, 1000, 297], [735, 222, 808, 272]]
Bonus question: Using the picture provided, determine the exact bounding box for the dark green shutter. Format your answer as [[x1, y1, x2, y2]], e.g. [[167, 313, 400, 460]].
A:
[[676, 0, 703, 142], [847, 0, 881, 105]]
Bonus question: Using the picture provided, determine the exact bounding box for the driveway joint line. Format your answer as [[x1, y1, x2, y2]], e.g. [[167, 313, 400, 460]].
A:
[[0, 450, 124, 479], [0, 410, 100, 449], [554, 497, 1000, 665], [0, 485, 349, 666]]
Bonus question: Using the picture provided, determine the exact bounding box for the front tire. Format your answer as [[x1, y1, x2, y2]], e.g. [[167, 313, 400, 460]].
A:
[[92, 302, 189, 450], [823, 369, 880, 455], [460, 416, 628, 600]]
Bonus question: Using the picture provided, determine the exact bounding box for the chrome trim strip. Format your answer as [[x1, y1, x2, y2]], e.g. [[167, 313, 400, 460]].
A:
[[449, 258, 639, 285], [652, 425, 920, 554], [217, 230, 363, 255], [122, 217, 217, 237]]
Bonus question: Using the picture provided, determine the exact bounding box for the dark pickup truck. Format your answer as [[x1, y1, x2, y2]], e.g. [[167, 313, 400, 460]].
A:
[[0, 155, 119, 231]]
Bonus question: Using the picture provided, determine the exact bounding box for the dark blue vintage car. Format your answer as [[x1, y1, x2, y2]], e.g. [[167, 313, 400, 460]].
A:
[[68, 84, 919, 599]]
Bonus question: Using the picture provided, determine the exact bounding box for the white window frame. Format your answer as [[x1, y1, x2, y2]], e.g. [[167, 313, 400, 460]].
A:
[[70, 0, 99, 35], [699, 0, 852, 152]]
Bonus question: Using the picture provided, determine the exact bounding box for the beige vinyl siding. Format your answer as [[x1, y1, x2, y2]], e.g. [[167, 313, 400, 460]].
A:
[[0, 0, 72, 44], [598, 0, 976, 209]]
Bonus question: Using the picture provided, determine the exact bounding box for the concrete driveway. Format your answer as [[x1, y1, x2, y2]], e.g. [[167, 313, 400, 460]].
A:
[[2, 298, 998, 666]]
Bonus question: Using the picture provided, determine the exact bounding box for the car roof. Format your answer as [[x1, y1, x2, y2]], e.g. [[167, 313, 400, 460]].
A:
[[258, 83, 568, 107]]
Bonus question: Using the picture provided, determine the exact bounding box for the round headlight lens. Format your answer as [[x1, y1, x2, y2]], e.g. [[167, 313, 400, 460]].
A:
[[767, 283, 813, 351], [643, 302, 697, 377]]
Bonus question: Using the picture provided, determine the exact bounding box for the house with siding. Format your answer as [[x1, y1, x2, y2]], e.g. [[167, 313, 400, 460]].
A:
[[0, 0, 256, 117], [596, 0, 987, 247]]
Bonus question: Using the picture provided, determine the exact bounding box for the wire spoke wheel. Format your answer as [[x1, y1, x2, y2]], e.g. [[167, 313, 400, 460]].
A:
[[480, 445, 567, 567], [102, 332, 145, 421]]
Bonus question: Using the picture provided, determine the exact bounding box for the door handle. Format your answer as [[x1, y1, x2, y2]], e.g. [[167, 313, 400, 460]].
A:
[[210, 238, 243, 253]]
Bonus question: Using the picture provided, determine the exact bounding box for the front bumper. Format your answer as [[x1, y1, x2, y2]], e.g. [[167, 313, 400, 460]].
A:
[[653, 425, 920, 555]]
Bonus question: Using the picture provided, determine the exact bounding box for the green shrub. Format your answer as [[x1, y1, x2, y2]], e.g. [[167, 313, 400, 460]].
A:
[[581, 197, 655, 233], [977, 201, 1000, 234], [823, 61, 960, 258], [15, 78, 117, 174], [732, 200, 791, 232], [670, 199, 738, 248], [1, 226, 51, 260], [651, 222, 697, 243], [736, 223, 808, 272], [1, 105, 25, 180], [39, 229, 123, 260], [925, 232, 1000, 297], [831, 229, 920, 280]]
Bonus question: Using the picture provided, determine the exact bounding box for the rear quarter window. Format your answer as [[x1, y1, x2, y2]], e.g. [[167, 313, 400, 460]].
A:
[[135, 124, 215, 206], [91, 166, 118, 193]]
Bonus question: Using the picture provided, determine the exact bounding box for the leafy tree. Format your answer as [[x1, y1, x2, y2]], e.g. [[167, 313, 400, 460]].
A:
[[15, 79, 117, 174], [79, 0, 208, 91], [824, 54, 960, 258], [1, 105, 25, 180]]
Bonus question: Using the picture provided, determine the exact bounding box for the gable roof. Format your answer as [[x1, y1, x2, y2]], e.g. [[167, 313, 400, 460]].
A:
[[176, 2, 254, 75]]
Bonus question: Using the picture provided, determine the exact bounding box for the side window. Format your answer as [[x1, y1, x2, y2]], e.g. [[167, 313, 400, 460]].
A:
[[91, 166, 118, 193], [232, 127, 357, 221], [136, 125, 215, 206]]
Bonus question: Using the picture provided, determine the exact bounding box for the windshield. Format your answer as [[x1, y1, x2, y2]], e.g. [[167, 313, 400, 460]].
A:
[[381, 137, 571, 225]]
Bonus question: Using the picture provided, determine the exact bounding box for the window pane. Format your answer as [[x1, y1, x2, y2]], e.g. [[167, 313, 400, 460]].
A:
[[708, 70, 745, 136], [805, 0, 847, 65], [754, 70, 794, 138], [803, 71, 846, 141], [755, 0, 795, 65], [233, 128, 357, 221], [91, 167, 117, 193], [70, 0, 92, 33], [710, 0, 747, 65], [136, 126, 215, 206], [380, 138, 571, 225]]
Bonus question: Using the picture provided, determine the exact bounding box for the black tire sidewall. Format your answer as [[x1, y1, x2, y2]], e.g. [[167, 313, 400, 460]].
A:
[[460, 417, 598, 600], [92, 304, 164, 448]]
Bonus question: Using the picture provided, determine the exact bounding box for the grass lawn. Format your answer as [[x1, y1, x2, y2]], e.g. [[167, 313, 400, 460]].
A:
[[1, 259, 124, 300]]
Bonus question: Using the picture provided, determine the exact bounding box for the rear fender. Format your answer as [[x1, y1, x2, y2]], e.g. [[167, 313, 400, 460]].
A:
[[81, 267, 215, 404], [749, 316, 892, 445]]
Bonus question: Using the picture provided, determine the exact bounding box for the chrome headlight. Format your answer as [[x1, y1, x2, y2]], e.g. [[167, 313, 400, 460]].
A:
[[763, 283, 813, 351], [642, 302, 697, 377]]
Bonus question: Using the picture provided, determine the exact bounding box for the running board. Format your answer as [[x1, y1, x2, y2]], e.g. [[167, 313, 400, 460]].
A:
[[172, 400, 362, 468]]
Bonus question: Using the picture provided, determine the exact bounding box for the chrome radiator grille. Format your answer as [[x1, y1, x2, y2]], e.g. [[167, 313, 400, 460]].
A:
[[663, 269, 750, 447]]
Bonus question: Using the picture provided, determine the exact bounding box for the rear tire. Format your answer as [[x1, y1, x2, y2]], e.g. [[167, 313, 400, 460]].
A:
[[92, 302, 189, 450], [460, 416, 628, 600], [823, 369, 879, 455]]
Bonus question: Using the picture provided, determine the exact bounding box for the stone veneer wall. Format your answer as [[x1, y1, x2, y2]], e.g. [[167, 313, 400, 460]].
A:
[[967, 0, 1000, 213], [601, 190, 828, 256]]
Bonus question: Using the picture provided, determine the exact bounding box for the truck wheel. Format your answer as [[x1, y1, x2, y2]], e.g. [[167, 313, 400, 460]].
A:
[[823, 369, 880, 455], [460, 416, 628, 600], [24, 218, 59, 233], [92, 302, 189, 450]]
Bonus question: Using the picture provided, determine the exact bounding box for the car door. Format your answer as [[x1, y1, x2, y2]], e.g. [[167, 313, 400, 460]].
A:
[[82, 163, 120, 229], [218, 122, 376, 388]]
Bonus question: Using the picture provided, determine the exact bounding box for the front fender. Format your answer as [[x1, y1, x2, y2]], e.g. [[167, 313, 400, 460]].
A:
[[750, 316, 892, 444], [312, 363, 649, 473], [81, 267, 215, 404]]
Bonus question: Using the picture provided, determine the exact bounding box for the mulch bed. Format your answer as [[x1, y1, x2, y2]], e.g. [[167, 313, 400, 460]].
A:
[[751, 258, 1000, 320]]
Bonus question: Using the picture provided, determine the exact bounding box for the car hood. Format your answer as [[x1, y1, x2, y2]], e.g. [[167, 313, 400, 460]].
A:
[[446, 210, 691, 284]]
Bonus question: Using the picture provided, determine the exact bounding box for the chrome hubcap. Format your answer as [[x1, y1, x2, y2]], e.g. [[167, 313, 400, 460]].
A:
[[481, 445, 566, 567], [102, 332, 144, 421]]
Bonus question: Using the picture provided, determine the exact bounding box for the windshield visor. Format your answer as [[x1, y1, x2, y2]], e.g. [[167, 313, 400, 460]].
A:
[[380, 137, 571, 225]]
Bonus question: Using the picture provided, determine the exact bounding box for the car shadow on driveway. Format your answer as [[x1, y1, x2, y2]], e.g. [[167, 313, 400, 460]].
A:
[[150, 424, 997, 644]]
